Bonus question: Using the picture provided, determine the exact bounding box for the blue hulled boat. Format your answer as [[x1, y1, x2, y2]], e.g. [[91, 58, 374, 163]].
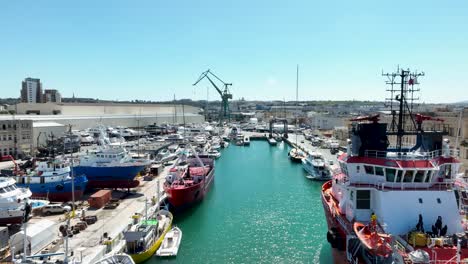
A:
[[73, 145, 150, 189], [15, 159, 88, 202]]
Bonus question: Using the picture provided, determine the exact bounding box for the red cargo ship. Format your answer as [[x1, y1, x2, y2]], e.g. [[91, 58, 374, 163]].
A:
[[164, 157, 215, 209]]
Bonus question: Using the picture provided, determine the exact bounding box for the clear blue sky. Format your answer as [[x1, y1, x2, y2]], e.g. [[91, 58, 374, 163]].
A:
[[1, 1, 467, 103]]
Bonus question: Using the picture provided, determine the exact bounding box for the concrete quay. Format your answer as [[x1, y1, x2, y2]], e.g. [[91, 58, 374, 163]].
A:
[[62, 167, 169, 263]]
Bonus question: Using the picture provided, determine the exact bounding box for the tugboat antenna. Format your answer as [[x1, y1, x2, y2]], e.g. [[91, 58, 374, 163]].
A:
[[382, 67, 424, 152]]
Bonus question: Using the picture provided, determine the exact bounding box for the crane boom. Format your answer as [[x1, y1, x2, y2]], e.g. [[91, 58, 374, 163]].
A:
[[193, 69, 233, 123]]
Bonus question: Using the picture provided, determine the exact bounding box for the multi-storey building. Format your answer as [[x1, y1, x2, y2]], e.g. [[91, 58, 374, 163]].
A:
[[43, 89, 62, 103], [0, 119, 33, 159], [20, 78, 43, 103]]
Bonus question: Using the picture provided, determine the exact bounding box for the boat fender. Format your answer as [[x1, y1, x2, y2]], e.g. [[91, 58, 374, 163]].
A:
[[56, 184, 64, 191], [327, 228, 344, 250], [327, 229, 338, 248]]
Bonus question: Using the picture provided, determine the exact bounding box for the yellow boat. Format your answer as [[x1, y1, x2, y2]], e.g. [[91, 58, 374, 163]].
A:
[[123, 210, 173, 263]]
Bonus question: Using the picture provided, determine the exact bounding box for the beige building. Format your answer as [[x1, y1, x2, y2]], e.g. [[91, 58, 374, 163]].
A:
[[0, 119, 33, 158], [9, 102, 201, 116]]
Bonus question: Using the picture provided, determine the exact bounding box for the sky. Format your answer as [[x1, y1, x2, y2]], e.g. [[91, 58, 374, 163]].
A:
[[0, 1, 467, 103]]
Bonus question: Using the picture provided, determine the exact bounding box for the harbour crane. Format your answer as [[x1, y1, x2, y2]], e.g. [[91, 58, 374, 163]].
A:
[[193, 70, 233, 123]]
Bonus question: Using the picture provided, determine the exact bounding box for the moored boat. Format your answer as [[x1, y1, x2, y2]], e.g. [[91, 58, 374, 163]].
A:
[[155, 226, 182, 257], [288, 148, 304, 163], [164, 157, 215, 210], [322, 69, 468, 263], [124, 210, 173, 263]]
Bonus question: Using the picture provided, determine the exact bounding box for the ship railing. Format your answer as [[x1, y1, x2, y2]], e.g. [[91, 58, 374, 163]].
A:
[[364, 149, 459, 160], [352, 180, 454, 191]]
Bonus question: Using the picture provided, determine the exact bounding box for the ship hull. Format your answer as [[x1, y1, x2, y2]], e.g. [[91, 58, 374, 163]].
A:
[[73, 164, 146, 189], [165, 168, 215, 210], [0, 210, 24, 226], [17, 175, 88, 202]]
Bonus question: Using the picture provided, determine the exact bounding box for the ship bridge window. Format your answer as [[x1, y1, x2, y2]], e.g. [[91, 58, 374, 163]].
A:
[[0, 188, 5, 193], [414, 170, 426, 183], [403, 170, 415, 182], [425, 171, 433, 183], [364, 165, 374, 175], [356, 190, 371, 209], [395, 170, 402, 182], [385, 168, 396, 182], [375, 167, 384, 176]]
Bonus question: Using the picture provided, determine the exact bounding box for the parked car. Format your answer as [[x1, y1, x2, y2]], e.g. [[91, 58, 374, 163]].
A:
[[43, 204, 71, 215]]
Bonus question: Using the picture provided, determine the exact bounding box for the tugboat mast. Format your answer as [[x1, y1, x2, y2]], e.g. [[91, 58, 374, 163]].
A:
[[383, 67, 424, 152]]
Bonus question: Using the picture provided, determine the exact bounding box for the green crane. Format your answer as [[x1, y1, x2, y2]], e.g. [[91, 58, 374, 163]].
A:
[[193, 69, 233, 123]]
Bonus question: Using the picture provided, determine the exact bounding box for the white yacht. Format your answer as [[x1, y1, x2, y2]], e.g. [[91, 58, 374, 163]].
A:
[[302, 151, 332, 181], [0, 178, 32, 225]]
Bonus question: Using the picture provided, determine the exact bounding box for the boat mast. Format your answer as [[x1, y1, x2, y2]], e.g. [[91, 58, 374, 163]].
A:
[[67, 125, 75, 217], [295, 64, 299, 147], [382, 67, 423, 152]]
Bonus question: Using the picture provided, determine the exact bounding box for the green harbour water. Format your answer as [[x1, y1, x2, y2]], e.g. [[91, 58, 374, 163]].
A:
[[156, 141, 333, 264]]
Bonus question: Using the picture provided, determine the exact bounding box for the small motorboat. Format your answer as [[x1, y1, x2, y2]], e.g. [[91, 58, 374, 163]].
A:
[[353, 222, 392, 257], [267, 137, 277, 146], [156, 226, 183, 257], [288, 148, 304, 163]]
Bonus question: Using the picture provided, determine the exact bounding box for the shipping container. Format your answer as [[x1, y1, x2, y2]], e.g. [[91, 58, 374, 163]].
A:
[[88, 190, 112, 209]]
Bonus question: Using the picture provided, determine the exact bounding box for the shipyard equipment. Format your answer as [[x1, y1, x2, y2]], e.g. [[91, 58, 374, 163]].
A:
[[193, 70, 233, 123]]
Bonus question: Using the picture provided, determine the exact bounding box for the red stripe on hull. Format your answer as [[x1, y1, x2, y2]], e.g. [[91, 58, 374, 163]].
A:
[[32, 190, 84, 203], [0, 216, 23, 226], [87, 180, 139, 189]]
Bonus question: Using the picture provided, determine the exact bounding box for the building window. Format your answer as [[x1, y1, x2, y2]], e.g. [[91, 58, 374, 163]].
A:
[[8, 135, 11, 140], [356, 190, 371, 209], [418, 198, 423, 204], [437, 198, 441, 204]]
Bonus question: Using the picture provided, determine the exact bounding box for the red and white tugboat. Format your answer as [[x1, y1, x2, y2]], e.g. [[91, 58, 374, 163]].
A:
[[322, 68, 468, 263]]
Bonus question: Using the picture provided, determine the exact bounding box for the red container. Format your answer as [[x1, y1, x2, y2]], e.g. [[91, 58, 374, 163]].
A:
[[88, 190, 112, 209]]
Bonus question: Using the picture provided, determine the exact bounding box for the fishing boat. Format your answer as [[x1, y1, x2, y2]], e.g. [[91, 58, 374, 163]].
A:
[[124, 210, 173, 263], [73, 145, 150, 189], [155, 226, 182, 257], [322, 69, 468, 263], [15, 159, 88, 202], [164, 157, 215, 209], [94, 253, 135, 264], [288, 148, 305, 163]]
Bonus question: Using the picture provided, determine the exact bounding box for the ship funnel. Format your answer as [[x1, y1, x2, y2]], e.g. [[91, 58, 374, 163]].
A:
[[443, 138, 450, 158], [347, 139, 352, 157]]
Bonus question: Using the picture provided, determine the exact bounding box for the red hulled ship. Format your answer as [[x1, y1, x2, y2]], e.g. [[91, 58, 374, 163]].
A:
[[164, 157, 215, 210], [322, 68, 468, 263]]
